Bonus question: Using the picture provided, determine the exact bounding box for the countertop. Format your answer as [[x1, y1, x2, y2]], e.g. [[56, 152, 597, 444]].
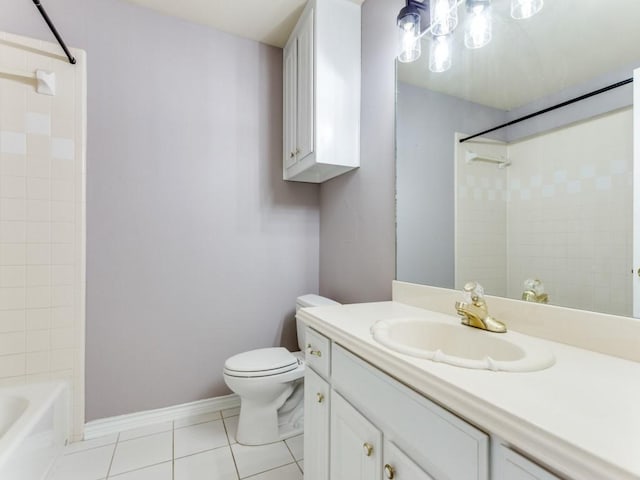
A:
[[299, 301, 640, 480]]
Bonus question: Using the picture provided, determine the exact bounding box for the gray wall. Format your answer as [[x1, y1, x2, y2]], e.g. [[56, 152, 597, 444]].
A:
[[0, 0, 320, 420], [396, 83, 506, 287], [318, 0, 399, 303]]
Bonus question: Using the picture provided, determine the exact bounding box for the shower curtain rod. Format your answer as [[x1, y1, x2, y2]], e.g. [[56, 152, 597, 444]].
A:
[[32, 0, 76, 64], [459, 77, 633, 143]]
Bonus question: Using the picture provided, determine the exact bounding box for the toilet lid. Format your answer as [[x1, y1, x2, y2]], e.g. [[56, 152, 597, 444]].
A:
[[224, 347, 299, 377]]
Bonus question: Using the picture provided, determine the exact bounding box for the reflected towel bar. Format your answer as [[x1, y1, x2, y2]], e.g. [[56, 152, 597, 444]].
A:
[[32, 0, 76, 64], [459, 77, 633, 143]]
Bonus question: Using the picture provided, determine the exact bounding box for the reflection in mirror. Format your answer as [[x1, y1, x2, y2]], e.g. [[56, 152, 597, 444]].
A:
[[395, 0, 640, 316]]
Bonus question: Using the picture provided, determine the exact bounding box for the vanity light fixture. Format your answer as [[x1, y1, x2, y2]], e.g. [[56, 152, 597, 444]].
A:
[[464, 0, 492, 49], [431, 0, 458, 36], [397, 0, 543, 71], [429, 34, 453, 72], [510, 0, 543, 19], [397, 0, 428, 63]]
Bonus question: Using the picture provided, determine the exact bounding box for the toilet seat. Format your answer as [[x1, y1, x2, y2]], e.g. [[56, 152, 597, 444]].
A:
[[224, 347, 300, 378]]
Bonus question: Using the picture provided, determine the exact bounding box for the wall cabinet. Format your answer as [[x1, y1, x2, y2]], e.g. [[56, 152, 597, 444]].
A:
[[303, 326, 565, 480], [283, 0, 361, 183]]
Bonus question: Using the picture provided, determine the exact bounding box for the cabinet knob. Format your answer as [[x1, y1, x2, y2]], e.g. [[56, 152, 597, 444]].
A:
[[290, 151, 295, 158], [316, 392, 324, 403], [295, 148, 301, 154], [363, 442, 373, 457], [384, 464, 395, 479], [307, 345, 322, 357]]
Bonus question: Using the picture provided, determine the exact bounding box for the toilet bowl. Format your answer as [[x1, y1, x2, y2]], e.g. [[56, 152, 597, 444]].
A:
[[223, 294, 339, 445]]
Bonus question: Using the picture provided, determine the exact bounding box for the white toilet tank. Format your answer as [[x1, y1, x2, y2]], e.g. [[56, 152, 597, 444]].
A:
[[295, 294, 340, 351]]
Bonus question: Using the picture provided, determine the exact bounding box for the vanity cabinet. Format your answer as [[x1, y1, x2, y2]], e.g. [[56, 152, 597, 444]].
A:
[[282, 0, 361, 183], [303, 367, 330, 480], [330, 390, 382, 480], [303, 326, 489, 480]]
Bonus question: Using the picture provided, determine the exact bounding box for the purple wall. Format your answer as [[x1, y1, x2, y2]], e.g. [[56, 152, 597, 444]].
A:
[[318, 0, 399, 303], [0, 0, 319, 420]]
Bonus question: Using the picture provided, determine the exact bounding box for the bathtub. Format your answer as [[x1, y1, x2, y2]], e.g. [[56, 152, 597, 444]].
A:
[[0, 382, 69, 480]]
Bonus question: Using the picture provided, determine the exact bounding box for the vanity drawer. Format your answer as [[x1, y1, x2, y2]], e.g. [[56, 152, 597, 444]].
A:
[[494, 444, 561, 480], [332, 344, 489, 480], [305, 328, 331, 378]]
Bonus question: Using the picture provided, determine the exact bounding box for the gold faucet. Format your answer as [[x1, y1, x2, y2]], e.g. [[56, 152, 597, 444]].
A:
[[521, 278, 548, 304], [455, 282, 507, 333]]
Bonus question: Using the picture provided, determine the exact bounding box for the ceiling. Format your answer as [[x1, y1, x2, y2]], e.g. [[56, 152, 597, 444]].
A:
[[398, 0, 640, 110], [123, 0, 308, 47]]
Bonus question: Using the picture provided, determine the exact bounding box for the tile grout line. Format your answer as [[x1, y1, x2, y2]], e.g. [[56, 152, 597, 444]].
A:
[[171, 420, 175, 480], [242, 461, 300, 479], [222, 414, 241, 480], [104, 432, 119, 479]]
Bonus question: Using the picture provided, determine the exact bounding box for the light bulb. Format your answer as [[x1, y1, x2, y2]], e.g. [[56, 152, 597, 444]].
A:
[[511, 0, 543, 19], [430, 0, 458, 36], [397, 10, 421, 63], [465, 1, 492, 49], [429, 34, 452, 73]]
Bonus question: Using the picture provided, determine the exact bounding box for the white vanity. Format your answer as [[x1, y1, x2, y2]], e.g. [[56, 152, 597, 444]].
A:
[[299, 281, 640, 480]]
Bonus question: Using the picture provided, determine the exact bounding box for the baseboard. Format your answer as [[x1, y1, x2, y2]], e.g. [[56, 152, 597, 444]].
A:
[[83, 394, 240, 440]]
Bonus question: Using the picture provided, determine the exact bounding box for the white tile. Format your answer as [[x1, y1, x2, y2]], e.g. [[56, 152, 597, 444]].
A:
[[26, 244, 51, 265], [64, 433, 118, 455], [223, 415, 238, 444], [297, 460, 303, 472], [284, 434, 303, 461], [27, 222, 51, 243], [231, 442, 295, 479], [51, 327, 75, 349], [118, 421, 173, 442], [1, 198, 26, 221], [110, 431, 172, 476], [1, 176, 26, 198], [51, 137, 74, 160], [108, 461, 172, 480], [49, 444, 114, 480], [174, 447, 238, 480], [26, 329, 49, 351], [221, 407, 240, 418], [0, 266, 25, 287], [174, 419, 228, 458], [0, 331, 24, 354], [0, 310, 25, 332], [0, 131, 27, 155], [26, 177, 50, 200], [174, 410, 222, 428], [246, 463, 303, 480], [0, 221, 26, 243], [26, 112, 51, 135]]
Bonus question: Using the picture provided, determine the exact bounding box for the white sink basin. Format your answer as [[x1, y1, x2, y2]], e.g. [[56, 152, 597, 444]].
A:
[[371, 317, 555, 372]]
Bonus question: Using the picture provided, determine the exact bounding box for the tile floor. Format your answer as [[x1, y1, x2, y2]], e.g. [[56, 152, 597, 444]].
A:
[[47, 407, 304, 480]]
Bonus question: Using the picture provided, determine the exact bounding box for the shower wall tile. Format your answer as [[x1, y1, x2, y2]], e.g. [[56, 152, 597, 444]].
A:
[[456, 109, 632, 316], [0, 31, 86, 440]]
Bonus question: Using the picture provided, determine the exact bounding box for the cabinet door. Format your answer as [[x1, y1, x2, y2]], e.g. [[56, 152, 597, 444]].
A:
[[283, 39, 297, 169], [494, 445, 561, 480], [303, 368, 330, 480], [383, 440, 435, 480], [330, 391, 381, 480], [295, 7, 314, 161]]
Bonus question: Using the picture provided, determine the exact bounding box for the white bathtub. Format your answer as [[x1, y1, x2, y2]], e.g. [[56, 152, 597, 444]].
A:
[[0, 382, 69, 480]]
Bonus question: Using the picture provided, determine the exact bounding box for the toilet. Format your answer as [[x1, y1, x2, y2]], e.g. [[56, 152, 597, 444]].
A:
[[223, 294, 339, 446]]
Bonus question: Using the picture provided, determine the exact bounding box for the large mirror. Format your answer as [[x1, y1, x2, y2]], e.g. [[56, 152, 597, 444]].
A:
[[396, 0, 640, 316]]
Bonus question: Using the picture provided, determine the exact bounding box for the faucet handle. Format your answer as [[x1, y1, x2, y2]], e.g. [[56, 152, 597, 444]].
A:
[[463, 281, 485, 304]]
